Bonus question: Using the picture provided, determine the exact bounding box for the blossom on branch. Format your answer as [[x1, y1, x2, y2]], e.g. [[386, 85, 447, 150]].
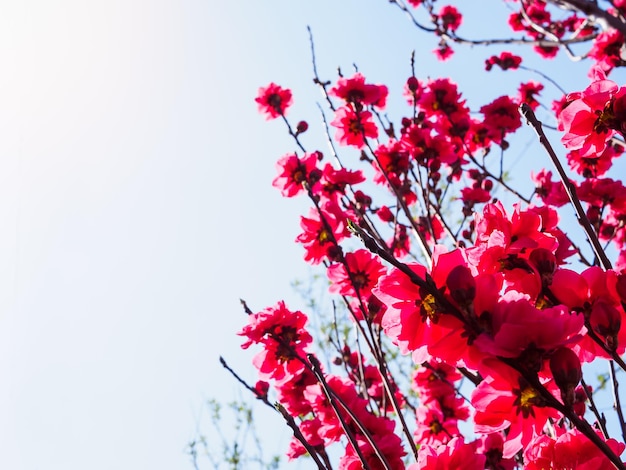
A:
[[331, 106, 378, 148], [255, 82, 293, 119], [485, 51, 522, 71], [330, 72, 388, 109]]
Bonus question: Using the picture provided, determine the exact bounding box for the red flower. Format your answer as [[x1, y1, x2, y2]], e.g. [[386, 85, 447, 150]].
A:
[[376, 205, 394, 223], [255, 82, 293, 120], [473, 292, 584, 374], [589, 29, 625, 73], [417, 78, 468, 122], [374, 248, 478, 365], [401, 125, 458, 165], [296, 202, 348, 265], [433, 41, 455, 62], [330, 72, 388, 109], [549, 347, 582, 406], [517, 80, 544, 111], [480, 95, 522, 144], [485, 51, 522, 71], [472, 360, 561, 458], [340, 432, 406, 470], [317, 163, 365, 202], [414, 404, 460, 446], [331, 106, 378, 148], [566, 144, 621, 178], [286, 418, 324, 460], [238, 301, 313, 383], [559, 78, 619, 157], [403, 76, 423, 105], [412, 360, 462, 401], [373, 140, 411, 189], [531, 169, 569, 207], [524, 425, 625, 470], [437, 5, 462, 32], [461, 186, 491, 205], [272, 152, 320, 197], [415, 437, 485, 470], [374, 263, 438, 360], [327, 249, 386, 298]]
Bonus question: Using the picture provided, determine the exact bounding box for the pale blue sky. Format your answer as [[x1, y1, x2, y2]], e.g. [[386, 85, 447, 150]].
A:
[[0, 1, 622, 469]]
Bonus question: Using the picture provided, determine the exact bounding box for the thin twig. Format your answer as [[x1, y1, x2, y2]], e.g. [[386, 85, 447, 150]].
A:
[[308, 355, 387, 470], [609, 360, 626, 442], [581, 378, 610, 439], [219, 357, 330, 470]]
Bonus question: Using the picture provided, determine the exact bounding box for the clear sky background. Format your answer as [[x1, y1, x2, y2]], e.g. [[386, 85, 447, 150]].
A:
[[0, 1, 623, 469]]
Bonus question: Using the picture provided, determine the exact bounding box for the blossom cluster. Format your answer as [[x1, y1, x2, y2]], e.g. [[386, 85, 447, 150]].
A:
[[235, 2, 626, 469]]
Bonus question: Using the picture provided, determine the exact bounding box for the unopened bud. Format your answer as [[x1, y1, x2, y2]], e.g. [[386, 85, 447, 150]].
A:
[[590, 299, 621, 351], [254, 380, 270, 399], [446, 265, 476, 306], [573, 384, 591, 416], [550, 347, 582, 407], [296, 120, 309, 134], [529, 248, 557, 285], [407, 76, 420, 92]]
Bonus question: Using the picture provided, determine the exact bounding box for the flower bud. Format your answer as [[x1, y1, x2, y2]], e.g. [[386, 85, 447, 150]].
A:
[[254, 380, 270, 399], [573, 384, 590, 417], [529, 248, 557, 285], [550, 347, 582, 406], [406, 76, 420, 92], [296, 120, 309, 134], [377, 206, 394, 223], [446, 265, 476, 306], [589, 299, 621, 351]]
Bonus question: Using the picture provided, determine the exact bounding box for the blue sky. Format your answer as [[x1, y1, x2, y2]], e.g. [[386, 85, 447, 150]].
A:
[[1, 1, 623, 469]]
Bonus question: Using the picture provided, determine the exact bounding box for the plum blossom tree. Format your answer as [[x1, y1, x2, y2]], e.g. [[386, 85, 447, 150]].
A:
[[214, 1, 626, 468]]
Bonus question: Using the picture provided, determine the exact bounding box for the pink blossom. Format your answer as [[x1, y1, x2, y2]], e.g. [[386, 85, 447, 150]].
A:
[[331, 106, 378, 148], [255, 82, 293, 119], [559, 78, 619, 157]]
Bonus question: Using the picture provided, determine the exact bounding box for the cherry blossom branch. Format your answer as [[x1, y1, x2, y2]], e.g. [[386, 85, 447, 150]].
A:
[[362, 138, 434, 264], [313, 103, 390, 250], [219, 356, 330, 470], [552, 0, 626, 37], [298, 178, 420, 459], [325, 253, 419, 459], [518, 0, 584, 60], [445, 113, 533, 204], [581, 377, 610, 438], [308, 354, 392, 470], [280, 114, 307, 153], [519, 103, 613, 270], [373, 351, 420, 461], [501, 357, 626, 470], [308, 26, 336, 112], [347, 219, 468, 326], [306, 32, 392, 251], [389, 0, 600, 49], [581, 321, 626, 372]]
